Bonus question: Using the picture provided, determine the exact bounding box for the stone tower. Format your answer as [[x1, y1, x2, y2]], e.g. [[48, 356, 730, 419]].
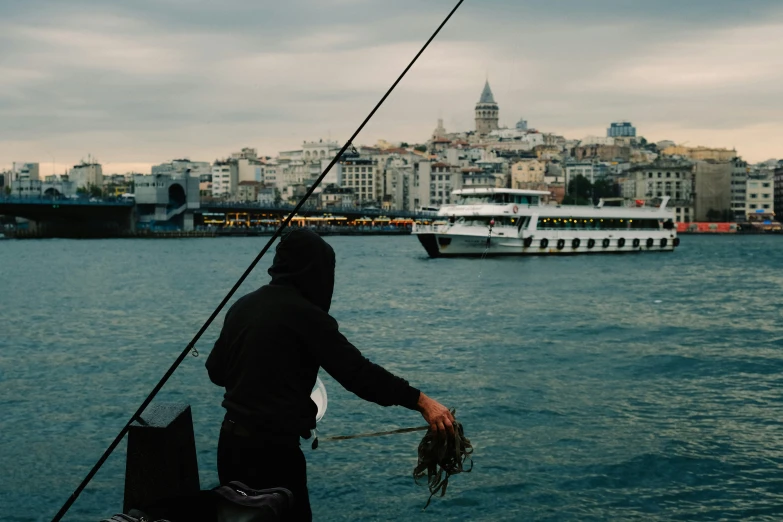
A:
[[475, 80, 499, 136]]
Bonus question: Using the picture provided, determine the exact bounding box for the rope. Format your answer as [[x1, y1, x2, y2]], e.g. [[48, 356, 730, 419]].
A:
[[49, 2, 465, 520]]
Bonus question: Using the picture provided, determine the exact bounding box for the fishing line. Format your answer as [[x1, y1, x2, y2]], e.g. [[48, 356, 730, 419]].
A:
[[477, 220, 494, 278], [50, 1, 465, 520], [323, 425, 429, 442]]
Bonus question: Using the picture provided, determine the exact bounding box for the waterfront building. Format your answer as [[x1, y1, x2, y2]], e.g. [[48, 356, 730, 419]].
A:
[[211, 160, 238, 199], [430, 137, 452, 153], [302, 139, 340, 162], [199, 174, 212, 197], [661, 145, 737, 162], [319, 185, 355, 209], [544, 134, 567, 148], [565, 162, 609, 186], [773, 162, 783, 219], [10, 162, 40, 189], [230, 148, 258, 161], [278, 149, 304, 161], [133, 172, 200, 230], [745, 172, 774, 222], [488, 130, 545, 152], [692, 161, 732, 222], [69, 161, 103, 189], [43, 176, 76, 198], [151, 159, 211, 178], [606, 162, 631, 176], [257, 186, 276, 205], [581, 136, 616, 147], [380, 154, 415, 211], [534, 145, 562, 161], [261, 162, 280, 189], [625, 160, 694, 223], [316, 157, 342, 187], [10, 179, 42, 198], [225, 149, 263, 184], [428, 162, 461, 207], [511, 159, 546, 187], [607, 121, 636, 138], [460, 167, 500, 190], [237, 158, 262, 184], [236, 181, 264, 202], [475, 80, 499, 137], [340, 156, 378, 206], [730, 159, 750, 221], [544, 163, 565, 185], [102, 173, 132, 196]]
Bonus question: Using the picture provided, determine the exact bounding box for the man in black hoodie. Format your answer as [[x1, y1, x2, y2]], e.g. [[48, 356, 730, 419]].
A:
[[206, 228, 454, 521]]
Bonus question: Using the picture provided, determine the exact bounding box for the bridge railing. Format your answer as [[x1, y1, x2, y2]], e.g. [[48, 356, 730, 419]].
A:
[[0, 195, 134, 207], [201, 201, 428, 219]]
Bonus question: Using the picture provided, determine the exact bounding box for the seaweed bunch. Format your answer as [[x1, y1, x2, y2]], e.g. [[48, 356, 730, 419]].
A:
[[413, 411, 473, 509]]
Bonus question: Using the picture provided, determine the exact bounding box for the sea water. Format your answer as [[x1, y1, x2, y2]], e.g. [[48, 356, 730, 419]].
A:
[[1, 235, 782, 521]]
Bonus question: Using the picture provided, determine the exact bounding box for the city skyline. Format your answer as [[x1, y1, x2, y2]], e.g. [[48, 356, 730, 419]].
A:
[[2, 0, 782, 176]]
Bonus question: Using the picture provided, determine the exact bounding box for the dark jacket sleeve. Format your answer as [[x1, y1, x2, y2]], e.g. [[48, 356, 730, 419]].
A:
[[307, 313, 421, 410], [205, 305, 238, 387]]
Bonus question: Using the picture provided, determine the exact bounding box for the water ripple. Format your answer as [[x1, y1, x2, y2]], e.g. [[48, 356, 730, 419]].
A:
[[1, 235, 783, 520]]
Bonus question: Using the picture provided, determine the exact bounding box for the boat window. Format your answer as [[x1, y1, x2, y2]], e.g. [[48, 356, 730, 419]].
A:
[[461, 217, 492, 227], [537, 217, 662, 230], [457, 194, 541, 206], [457, 195, 493, 205], [492, 216, 517, 227]]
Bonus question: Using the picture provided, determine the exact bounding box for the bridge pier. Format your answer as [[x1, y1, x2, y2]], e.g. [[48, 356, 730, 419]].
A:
[[0, 198, 137, 238], [183, 211, 194, 232]]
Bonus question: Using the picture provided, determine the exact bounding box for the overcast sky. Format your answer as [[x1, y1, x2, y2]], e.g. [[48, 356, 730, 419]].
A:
[[1, 0, 782, 176]]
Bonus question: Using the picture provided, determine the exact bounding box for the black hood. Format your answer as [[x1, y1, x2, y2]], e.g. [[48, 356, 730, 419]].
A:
[[268, 228, 336, 312]]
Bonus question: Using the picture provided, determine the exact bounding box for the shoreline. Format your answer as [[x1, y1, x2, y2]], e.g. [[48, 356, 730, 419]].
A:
[[2, 228, 413, 240], [4, 230, 781, 240]]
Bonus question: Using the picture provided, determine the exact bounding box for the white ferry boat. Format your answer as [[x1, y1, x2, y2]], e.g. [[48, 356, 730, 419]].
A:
[[413, 188, 679, 257]]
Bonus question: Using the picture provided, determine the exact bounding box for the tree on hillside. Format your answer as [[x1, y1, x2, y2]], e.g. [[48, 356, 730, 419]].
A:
[[562, 175, 618, 206], [562, 174, 592, 205], [592, 178, 618, 204]]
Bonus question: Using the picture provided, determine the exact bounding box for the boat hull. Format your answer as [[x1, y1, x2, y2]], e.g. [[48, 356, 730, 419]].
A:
[[415, 232, 678, 257]]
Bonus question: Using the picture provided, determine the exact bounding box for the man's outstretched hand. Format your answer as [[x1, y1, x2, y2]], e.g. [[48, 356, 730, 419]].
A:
[[417, 392, 455, 436]]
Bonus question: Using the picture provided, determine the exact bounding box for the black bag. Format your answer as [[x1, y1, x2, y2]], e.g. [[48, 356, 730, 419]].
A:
[[100, 481, 294, 522], [212, 481, 294, 521]]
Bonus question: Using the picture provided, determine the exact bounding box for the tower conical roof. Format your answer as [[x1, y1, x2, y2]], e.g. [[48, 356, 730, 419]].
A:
[[479, 80, 495, 104]]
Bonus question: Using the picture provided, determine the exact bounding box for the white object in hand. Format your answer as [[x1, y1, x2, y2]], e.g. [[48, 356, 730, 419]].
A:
[[311, 376, 328, 423]]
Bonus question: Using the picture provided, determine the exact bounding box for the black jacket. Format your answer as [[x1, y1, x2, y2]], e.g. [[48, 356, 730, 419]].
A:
[[206, 229, 421, 438]]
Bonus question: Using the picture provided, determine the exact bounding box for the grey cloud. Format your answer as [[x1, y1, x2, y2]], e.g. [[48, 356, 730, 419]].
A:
[[1, 0, 782, 169]]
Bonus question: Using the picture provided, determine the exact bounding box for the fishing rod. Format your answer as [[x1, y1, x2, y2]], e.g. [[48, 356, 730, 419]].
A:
[[50, 1, 465, 520]]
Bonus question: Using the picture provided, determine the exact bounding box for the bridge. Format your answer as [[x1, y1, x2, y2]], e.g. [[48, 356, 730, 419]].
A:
[[0, 196, 434, 237], [0, 196, 135, 237], [199, 201, 428, 220]]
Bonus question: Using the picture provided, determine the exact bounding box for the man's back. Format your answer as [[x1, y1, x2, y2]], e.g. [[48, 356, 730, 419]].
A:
[[208, 229, 456, 521], [207, 284, 327, 439]]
